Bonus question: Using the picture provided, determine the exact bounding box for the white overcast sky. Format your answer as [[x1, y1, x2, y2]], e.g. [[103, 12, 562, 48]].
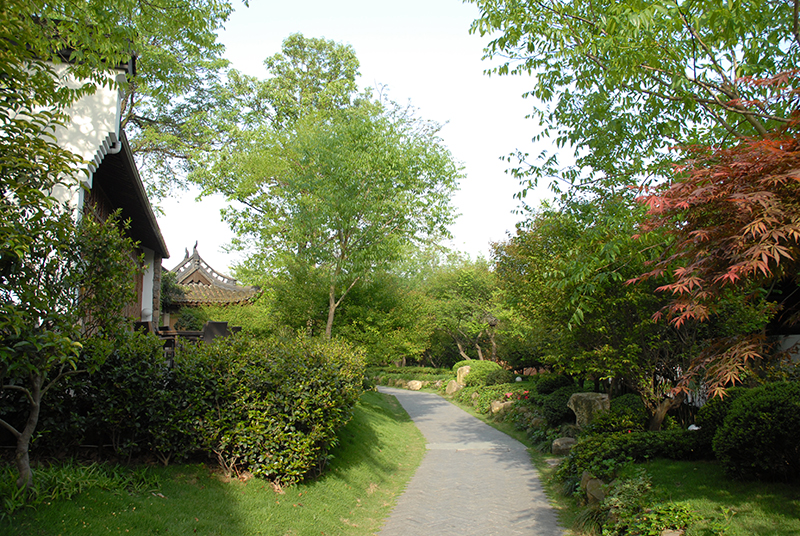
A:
[[157, 0, 552, 273]]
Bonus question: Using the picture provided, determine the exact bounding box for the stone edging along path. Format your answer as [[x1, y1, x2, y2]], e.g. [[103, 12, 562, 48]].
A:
[[377, 386, 564, 536]]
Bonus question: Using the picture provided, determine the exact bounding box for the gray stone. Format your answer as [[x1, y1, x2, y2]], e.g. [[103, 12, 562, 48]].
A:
[[661, 531, 684, 536], [408, 380, 423, 391], [491, 400, 513, 414], [567, 392, 610, 428], [530, 416, 546, 428], [456, 365, 471, 385], [551, 437, 577, 456], [445, 379, 463, 395]]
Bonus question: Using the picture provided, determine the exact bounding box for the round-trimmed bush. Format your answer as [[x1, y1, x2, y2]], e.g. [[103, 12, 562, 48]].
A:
[[535, 374, 575, 395], [694, 386, 747, 457], [542, 384, 583, 426], [484, 368, 515, 386], [459, 360, 503, 387], [713, 382, 800, 482]]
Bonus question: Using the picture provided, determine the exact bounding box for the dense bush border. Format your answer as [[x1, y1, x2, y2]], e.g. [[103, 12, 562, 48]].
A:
[[19, 332, 365, 485]]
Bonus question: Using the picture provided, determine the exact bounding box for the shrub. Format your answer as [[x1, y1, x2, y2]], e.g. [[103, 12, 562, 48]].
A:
[[33, 331, 168, 457], [174, 306, 209, 331], [588, 393, 648, 433], [713, 381, 800, 482], [31, 332, 366, 485], [455, 360, 502, 387], [484, 368, 515, 386], [541, 385, 582, 426], [694, 386, 747, 457], [535, 374, 574, 395], [556, 429, 704, 482]]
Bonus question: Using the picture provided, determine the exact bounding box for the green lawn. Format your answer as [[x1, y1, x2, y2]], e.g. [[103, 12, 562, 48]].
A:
[[645, 459, 800, 536], [2, 390, 426, 536]]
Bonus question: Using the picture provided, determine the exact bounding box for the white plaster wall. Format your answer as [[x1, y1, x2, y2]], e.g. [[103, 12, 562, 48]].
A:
[[141, 248, 155, 322], [49, 64, 126, 208]]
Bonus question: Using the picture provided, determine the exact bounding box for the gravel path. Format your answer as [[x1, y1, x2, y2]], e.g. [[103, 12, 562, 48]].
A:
[[377, 386, 564, 536]]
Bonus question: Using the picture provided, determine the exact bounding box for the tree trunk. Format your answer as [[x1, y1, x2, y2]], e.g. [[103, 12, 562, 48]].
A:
[[489, 329, 497, 361], [455, 339, 471, 360], [648, 392, 686, 431], [16, 374, 42, 489], [325, 283, 337, 340]]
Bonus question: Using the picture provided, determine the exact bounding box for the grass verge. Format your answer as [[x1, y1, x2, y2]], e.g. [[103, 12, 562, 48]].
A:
[[2, 390, 425, 536]]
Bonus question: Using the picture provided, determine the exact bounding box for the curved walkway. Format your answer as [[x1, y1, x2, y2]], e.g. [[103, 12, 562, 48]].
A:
[[377, 386, 564, 536]]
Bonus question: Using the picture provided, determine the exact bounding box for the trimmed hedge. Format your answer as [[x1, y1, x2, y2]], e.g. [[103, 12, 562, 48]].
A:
[[693, 386, 747, 457], [556, 429, 704, 482], [541, 384, 583, 426], [534, 374, 574, 395], [713, 382, 800, 482], [451, 360, 502, 387], [29, 331, 365, 485]]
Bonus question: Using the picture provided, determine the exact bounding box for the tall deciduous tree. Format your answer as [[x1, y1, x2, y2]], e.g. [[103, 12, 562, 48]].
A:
[[199, 101, 461, 339], [469, 0, 800, 191], [424, 258, 502, 361]]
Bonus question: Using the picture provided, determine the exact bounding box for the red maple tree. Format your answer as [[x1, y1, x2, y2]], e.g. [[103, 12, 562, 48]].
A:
[[633, 105, 800, 395]]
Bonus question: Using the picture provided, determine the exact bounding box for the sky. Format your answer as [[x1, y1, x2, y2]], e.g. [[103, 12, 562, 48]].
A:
[[157, 0, 552, 273]]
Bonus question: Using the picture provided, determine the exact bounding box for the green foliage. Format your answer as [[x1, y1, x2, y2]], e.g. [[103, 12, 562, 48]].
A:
[[713, 382, 800, 482], [535, 374, 575, 395], [541, 384, 582, 426], [469, 0, 797, 193], [0, 211, 140, 488], [33, 333, 366, 486], [194, 35, 462, 340], [484, 368, 515, 386], [557, 430, 703, 482], [425, 258, 502, 362], [589, 394, 648, 434], [460, 360, 502, 387], [160, 271, 185, 310], [601, 470, 695, 536], [452, 383, 529, 414], [694, 386, 747, 457], [174, 307, 210, 331]]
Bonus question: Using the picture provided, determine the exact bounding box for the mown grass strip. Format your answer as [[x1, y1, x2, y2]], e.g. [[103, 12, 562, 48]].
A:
[[3, 390, 425, 536]]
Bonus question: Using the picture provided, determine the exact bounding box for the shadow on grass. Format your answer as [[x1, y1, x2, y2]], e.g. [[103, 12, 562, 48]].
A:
[[644, 459, 800, 536]]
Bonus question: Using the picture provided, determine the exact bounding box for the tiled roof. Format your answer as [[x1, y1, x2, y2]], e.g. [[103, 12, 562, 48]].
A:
[[168, 245, 259, 306], [173, 282, 260, 306]]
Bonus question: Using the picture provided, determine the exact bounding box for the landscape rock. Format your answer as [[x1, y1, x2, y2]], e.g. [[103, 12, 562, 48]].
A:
[[434, 380, 443, 389], [567, 392, 610, 428], [585, 478, 605, 504], [530, 416, 546, 429], [660, 530, 684, 536], [445, 380, 463, 395], [456, 365, 471, 385], [407, 380, 423, 391], [579, 470, 593, 492], [551, 437, 577, 456], [491, 400, 513, 414]]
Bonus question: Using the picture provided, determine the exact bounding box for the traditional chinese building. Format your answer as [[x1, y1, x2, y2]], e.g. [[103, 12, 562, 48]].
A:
[[162, 244, 259, 328]]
